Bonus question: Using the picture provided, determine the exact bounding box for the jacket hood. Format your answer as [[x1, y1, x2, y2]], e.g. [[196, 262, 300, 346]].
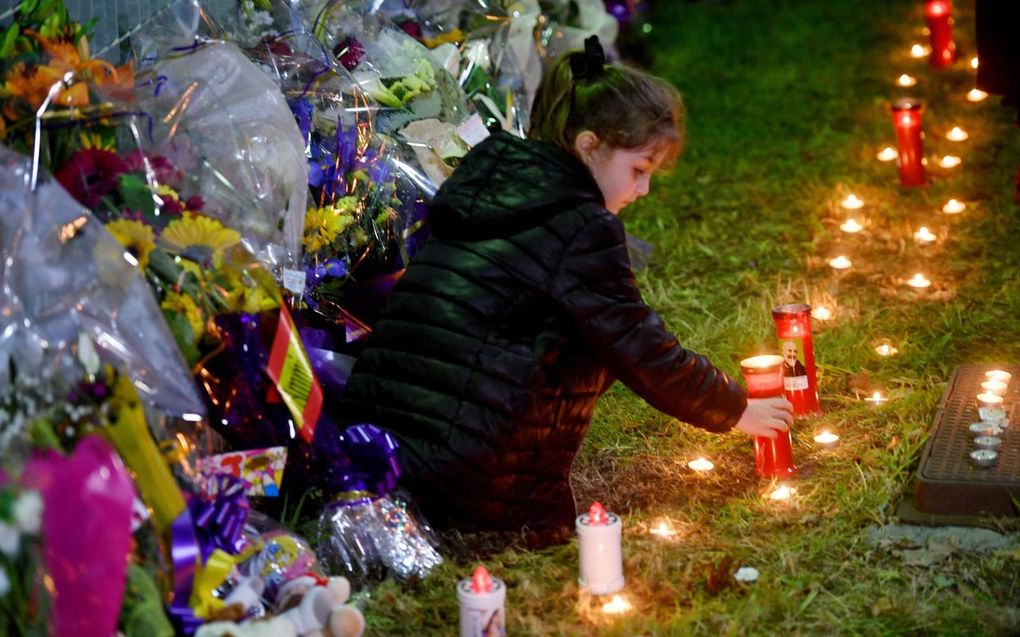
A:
[[428, 132, 604, 240]]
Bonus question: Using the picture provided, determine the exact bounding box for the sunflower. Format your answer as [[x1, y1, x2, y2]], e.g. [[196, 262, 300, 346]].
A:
[[303, 199, 357, 253], [160, 291, 205, 342], [106, 219, 155, 270], [160, 214, 241, 261]]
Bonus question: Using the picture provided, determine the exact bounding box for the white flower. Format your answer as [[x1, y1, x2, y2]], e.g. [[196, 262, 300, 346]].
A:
[[0, 522, 19, 557], [0, 566, 9, 597], [13, 491, 43, 535]]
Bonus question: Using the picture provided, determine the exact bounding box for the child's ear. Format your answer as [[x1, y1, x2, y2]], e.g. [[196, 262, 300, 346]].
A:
[[573, 130, 601, 165]]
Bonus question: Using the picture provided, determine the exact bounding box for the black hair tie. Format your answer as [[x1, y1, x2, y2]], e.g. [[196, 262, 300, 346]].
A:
[[570, 35, 606, 80]]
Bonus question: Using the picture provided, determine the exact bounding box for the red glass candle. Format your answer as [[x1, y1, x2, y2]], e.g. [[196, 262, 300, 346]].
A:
[[771, 304, 822, 416], [925, 0, 956, 68], [890, 98, 926, 188], [740, 355, 797, 479]]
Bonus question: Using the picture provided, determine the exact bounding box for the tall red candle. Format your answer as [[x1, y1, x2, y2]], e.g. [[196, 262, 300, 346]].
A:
[[740, 355, 797, 479], [925, 0, 956, 68], [890, 98, 926, 188], [771, 304, 822, 416]]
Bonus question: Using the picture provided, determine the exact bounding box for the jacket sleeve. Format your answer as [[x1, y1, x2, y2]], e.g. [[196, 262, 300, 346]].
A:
[[548, 206, 747, 432]]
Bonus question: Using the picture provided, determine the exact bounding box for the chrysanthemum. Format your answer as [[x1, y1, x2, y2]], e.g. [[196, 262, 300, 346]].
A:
[[106, 219, 155, 270], [160, 214, 240, 261], [303, 200, 356, 253], [160, 291, 205, 342]]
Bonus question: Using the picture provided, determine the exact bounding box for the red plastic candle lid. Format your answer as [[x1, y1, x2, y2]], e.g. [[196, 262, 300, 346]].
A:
[[471, 565, 493, 593], [588, 501, 608, 526]]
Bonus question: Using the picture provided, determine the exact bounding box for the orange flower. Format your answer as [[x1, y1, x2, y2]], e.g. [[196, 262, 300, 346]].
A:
[[4, 31, 120, 110]]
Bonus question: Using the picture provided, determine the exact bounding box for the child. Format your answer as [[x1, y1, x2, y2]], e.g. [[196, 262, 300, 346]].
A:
[[333, 37, 793, 542]]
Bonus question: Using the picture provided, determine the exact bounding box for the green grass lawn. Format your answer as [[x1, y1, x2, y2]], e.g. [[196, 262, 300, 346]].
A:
[[362, 0, 1020, 634]]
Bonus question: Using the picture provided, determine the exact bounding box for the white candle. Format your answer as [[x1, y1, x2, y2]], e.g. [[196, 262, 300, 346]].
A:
[[874, 343, 899, 357], [966, 88, 988, 102], [945, 127, 969, 141], [811, 306, 833, 321], [840, 218, 864, 233], [970, 56, 979, 69], [840, 194, 864, 210], [981, 380, 1008, 396], [907, 273, 931, 289], [896, 74, 917, 87], [876, 146, 898, 162], [913, 226, 937, 244], [969, 449, 997, 468], [985, 370, 1011, 383], [829, 255, 852, 270], [601, 595, 633, 615], [768, 485, 796, 501], [576, 502, 624, 595], [910, 43, 929, 58], [813, 431, 840, 449], [457, 566, 506, 637], [864, 391, 889, 406], [649, 521, 677, 538], [687, 457, 715, 472], [976, 392, 1004, 410], [938, 155, 962, 169], [942, 199, 966, 214]]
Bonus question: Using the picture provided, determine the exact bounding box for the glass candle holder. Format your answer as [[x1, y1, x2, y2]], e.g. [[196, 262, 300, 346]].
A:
[[771, 304, 822, 416], [740, 355, 797, 479], [925, 0, 956, 68], [891, 99, 926, 187]]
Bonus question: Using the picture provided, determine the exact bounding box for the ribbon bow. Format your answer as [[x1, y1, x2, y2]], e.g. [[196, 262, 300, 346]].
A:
[[570, 36, 606, 80]]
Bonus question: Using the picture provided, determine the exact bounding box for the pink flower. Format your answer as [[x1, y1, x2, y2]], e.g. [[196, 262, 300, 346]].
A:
[[54, 148, 127, 208]]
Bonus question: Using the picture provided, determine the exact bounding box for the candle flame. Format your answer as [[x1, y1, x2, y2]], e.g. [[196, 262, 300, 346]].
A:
[[471, 565, 493, 594], [811, 306, 833, 321], [942, 199, 966, 214], [865, 391, 889, 405], [910, 44, 928, 58], [981, 380, 1008, 396], [768, 485, 796, 501], [828, 255, 852, 270], [976, 392, 1004, 406], [813, 431, 839, 445], [840, 218, 863, 233], [874, 343, 899, 357], [914, 226, 936, 243], [840, 194, 864, 209], [601, 595, 633, 614], [687, 457, 715, 472], [945, 126, 969, 141], [966, 88, 988, 102], [938, 155, 962, 168], [970, 56, 979, 69], [907, 273, 931, 288], [985, 370, 1012, 383], [876, 146, 898, 161], [650, 521, 677, 537], [896, 74, 917, 87], [588, 501, 609, 526]]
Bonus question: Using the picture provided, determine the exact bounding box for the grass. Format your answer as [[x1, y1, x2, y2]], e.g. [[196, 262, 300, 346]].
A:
[[360, 0, 1020, 634]]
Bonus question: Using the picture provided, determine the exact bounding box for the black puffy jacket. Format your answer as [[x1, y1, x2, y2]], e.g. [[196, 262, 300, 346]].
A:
[[334, 132, 747, 532]]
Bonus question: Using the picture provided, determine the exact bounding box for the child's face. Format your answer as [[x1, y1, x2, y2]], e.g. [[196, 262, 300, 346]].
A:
[[585, 143, 667, 214]]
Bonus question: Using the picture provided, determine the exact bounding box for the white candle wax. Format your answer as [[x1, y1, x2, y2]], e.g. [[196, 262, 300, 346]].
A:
[[811, 306, 833, 321], [601, 595, 633, 615], [985, 370, 1011, 383], [942, 199, 966, 214], [938, 155, 962, 168], [813, 431, 840, 449], [768, 485, 796, 501], [906, 273, 931, 289], [981, 380, 1008, 396], [876, 146, 898, 161], [829, 256, 852, 270], [840, 194, 864, 210], [687, 457, 715, 472], [874, 343, 899, 357], [577, 505, 624, 595], [840, 218, 864, 233], [945, 127, 969, 141], [976, 392, 1003, 410], [896, 74, 917, 87], [457, 567, 506, 637], [913, 226, 937, 244], [966, 88, 988, 102]]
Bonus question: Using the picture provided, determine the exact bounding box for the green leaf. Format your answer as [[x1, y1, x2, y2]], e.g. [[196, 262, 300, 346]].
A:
[[161, 310, 200, 366], [117, 174, 156, 216], [0, 25, 20, 59]]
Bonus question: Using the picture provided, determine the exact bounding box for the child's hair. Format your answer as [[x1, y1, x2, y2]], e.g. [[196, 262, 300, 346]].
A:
[[529, 39, 686, 167]]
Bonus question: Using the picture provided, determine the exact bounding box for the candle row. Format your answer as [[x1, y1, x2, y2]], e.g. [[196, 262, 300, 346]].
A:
[[970, 370, 1011, 468]]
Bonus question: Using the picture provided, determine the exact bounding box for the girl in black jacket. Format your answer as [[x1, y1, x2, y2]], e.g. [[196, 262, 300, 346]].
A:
[[334, 37, 793, 541]]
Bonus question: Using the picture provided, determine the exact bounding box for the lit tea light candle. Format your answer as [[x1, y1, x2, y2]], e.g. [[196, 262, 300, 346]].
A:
[[813, 431, 840, 449], [985, 370, 1011, 383], [864, 391, 889, 406], [938, 155, 962, 168], [976, 392, 1004, 410], [945, 126, 969, 141], [970, 56, 979, 69], [910, 43, 929, 58], [906, 273, 931, 289], [840, 218, 864, 233], [896, 74, 918, 87], [875, 343, 899, 357], [768, 485, 796, 501], [601, 595, 633, 615], [649, 521, 677, 538], [913, 226, 937, 245], [966, 88, 988, 102], [829, 255, 852, 270], [876, 146, 898, 162], [942, 199, 966, 214], [840, 194, 864, 210], [687, 457, 715, 472], [811, 306, 833, 321], [981, 380, 1008, 396]]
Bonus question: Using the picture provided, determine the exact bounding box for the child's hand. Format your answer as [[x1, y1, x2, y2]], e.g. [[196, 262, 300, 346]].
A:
[[733, 398, 794, 438]]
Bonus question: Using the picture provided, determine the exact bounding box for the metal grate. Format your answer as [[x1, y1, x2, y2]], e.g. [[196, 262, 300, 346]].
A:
[[914, 364, 1020, 516]]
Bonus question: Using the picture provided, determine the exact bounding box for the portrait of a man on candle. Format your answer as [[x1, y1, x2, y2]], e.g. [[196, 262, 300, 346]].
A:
[[781, 340, 809, 390]]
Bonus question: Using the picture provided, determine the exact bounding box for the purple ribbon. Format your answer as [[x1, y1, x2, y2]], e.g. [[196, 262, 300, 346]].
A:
[[168, 508, 202, 635], [190, 474, 251, 561]]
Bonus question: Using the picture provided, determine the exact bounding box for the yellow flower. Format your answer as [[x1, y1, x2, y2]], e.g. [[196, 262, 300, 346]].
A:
[[161, 291, 205, 341], [161, 214, 241, 259], [79, 132, 113, 150], [216, 265, 280, 314], [303, 201, 356, 253], [106, 219, 156, 270]]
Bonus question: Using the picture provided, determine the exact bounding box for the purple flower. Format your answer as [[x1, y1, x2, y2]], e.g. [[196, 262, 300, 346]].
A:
[[333, 36, 365, 71]]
